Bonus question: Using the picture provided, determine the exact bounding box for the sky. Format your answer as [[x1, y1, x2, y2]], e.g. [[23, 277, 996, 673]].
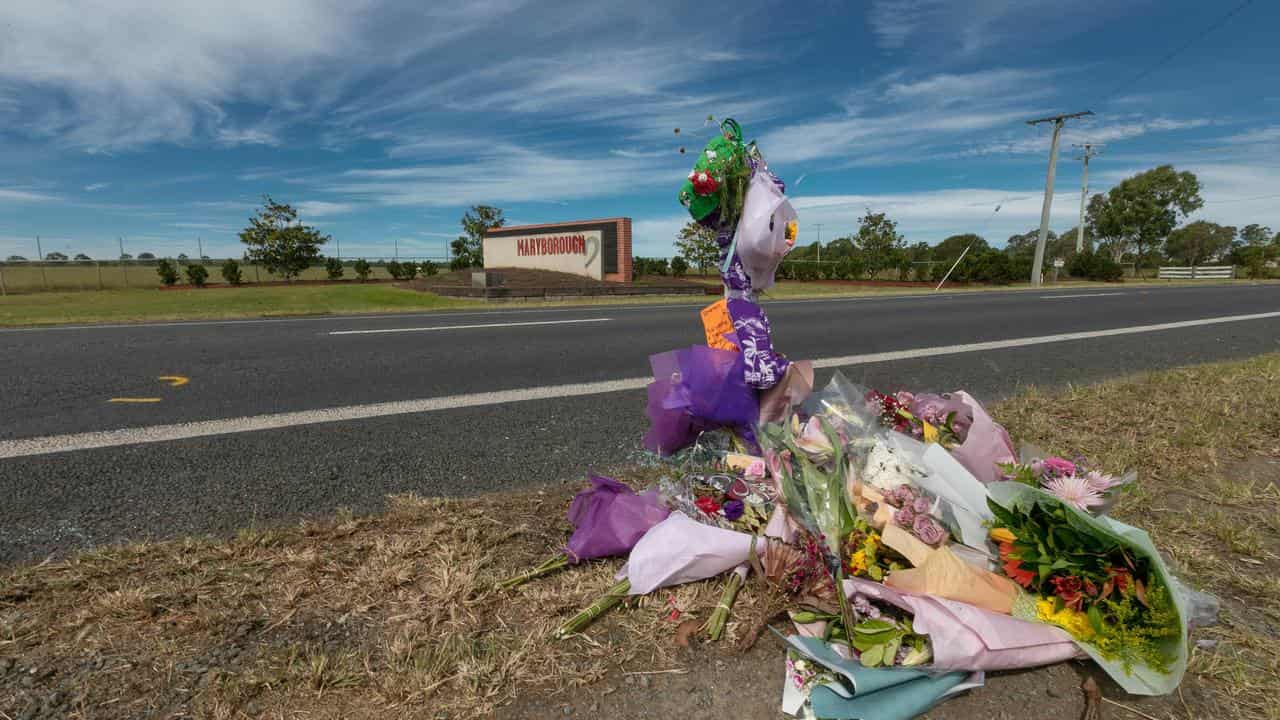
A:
[[1, 0, 1277, 261]]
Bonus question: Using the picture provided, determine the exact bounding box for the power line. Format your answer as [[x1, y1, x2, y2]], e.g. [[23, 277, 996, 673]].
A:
[[1094, 0, 1255, 106]]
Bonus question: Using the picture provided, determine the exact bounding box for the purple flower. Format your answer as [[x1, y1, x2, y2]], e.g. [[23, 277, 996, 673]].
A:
[[722, 499, 745, 521], [894, 391, 915, 407], [912, 515, 948, 546], [911, 496, 932, 515], [852, 594, 881, 620], [1029, 459, 1046, 477], [1042, 456, 1076, 478], [889, 485, 916, 507], [894, 506, 916, 526]]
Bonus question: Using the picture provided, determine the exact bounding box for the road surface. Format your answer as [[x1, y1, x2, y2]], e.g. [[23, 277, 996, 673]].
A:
[[1, 283, 1278, 564]]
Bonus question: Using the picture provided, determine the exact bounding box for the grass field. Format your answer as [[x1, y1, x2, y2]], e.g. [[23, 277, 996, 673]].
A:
[[0, 261, 428, 292], [0, 285, 483, 326], [2, 354, 1277, 719]]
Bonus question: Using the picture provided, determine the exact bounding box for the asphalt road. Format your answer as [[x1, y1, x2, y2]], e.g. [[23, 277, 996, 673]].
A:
[[2, 283, 1279, 564]]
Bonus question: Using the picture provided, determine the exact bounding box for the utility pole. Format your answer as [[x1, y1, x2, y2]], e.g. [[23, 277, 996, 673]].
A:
[[119, 237, 128, 287], [813, 223, 823, 263], [197, 236, 203, 260], [1072, 143, 1102, 253], [394, 238, 398, 261], [36, 236, 48, 289], [1026, 110, 1093, 285]]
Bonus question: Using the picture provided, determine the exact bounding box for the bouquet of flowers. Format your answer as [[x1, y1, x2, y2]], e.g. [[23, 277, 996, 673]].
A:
[[987, 481, 1187, 695]]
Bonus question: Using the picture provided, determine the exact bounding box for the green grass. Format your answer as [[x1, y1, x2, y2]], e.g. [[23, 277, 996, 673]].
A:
[[0, 285, 482, 326]]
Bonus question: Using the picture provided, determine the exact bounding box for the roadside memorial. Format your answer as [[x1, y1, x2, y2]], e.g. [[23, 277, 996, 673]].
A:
[[502, 118, 1217, 719]]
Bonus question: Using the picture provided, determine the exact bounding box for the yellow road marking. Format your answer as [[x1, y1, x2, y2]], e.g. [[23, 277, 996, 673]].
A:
[[158, 375, 189, 387], [108, 397, 163, 403]]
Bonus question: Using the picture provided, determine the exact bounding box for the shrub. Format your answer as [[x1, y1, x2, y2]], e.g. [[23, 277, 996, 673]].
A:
[[221, 259, 243, 285], [649, 258, 669, 275], [157, 259, 179, 286], [1068, 251, 1124, 281], [324, 257, 344, 280], [420, 259, 438, 276], [670, 256, 689, 277], [975, 250, 1014, 285], [353, 258, 371, 281], [912, 263, 930, 282], [185, 263, 209, 287], [385, 261, 403, 280]]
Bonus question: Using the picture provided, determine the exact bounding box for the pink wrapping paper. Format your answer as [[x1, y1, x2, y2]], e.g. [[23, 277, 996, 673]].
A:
[[845, 577, 1082, 671], [948, 391, 1016, 485], [621, 512, 756, 594]]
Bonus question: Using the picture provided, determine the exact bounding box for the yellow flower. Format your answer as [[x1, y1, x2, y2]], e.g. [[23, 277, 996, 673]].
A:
[[989, 527, 1017, 545], [1036, 598, 1095, 640], [849, 550, 868, 576], [922, 421, 940, 444]]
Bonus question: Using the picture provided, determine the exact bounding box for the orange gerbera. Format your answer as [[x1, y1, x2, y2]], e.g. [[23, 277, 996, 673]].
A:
[[998, 542, 1037, 588]]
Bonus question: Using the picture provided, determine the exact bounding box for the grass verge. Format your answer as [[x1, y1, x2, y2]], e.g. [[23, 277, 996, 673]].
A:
[[1, 355, 1278, 719]]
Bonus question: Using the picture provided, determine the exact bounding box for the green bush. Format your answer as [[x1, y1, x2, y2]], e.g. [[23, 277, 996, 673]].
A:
[[420, 259, 438, 276], [670, 256, 689, 277], [324, 257, 344, 280], [975, 250, 1014, 285], [185, 263, 209, 287], [912, 263, 930, 282], [1068, 251, 1124, 281], [353, 258, 371, 281], [157, 259, 179, 286], [220, 259, 243, 285]]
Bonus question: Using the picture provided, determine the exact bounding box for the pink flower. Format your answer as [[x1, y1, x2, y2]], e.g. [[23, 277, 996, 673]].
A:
[[912, 515, 948, 546], [911, 496, 932, 515], [894, 391, 915, 407], [1084, 470, 1121, 492], [1042, 457, 1077, 478], [794, 416, 835, 463], [1042, 474, 1104, 511], [745, 459, 767, 481], [894, 506, 916, 526]]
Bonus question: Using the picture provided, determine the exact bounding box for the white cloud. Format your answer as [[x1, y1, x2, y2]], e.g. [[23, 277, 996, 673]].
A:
[[324, 144, 677, 207], [296, 200, 356, 218], [0, 0, 529, 150], [83, 182, 110, 192], [631, 214, 690, 257], [0, 187, 58, 203], [883, 68, 1050, 104]]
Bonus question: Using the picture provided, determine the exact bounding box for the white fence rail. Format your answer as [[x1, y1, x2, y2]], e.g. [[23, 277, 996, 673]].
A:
[[1157, 266, 1235, 280]]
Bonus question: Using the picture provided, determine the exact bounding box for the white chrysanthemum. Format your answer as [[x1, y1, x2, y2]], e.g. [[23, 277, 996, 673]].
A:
[[1043, 474, 1104, 511], [862, 440, 928, 491]]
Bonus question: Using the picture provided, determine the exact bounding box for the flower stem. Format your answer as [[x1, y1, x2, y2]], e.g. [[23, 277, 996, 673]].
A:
[[705, 571, 744, 641], [498, 553, 570, 590], [554, 578, 632, 638]]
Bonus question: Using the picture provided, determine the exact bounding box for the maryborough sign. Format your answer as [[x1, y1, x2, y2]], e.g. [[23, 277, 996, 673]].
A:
[[483, 218, 633, 282], [516, 234, 588, 257]]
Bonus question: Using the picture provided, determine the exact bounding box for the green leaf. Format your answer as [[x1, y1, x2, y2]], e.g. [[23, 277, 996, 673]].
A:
[[882, 636, 902, 666], [1087, 604, 1105, 635], [859, 644, 884, 667], [852, 619, 896, 634]]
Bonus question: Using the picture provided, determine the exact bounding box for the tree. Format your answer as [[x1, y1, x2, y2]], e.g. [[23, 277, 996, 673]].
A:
[[853, 211, 905, 279], [452, 205, 504, 269], [324, 257, 344, 280], [1091, 166, 1202, 278], [239, 196, 329, 280], [185, 263, 209, 287], [824, 236, 857, 260], [1165, 221, 1235, 266], [137, 252, 156, 260], [74, 253, 92, 261], [1087, 193, 1126, 263], [221, 259, 243, 285], [6, 255, 26, 261], [933, 234, 988, 262], [119, 253, 133, 260], [177, 253, 189, 260], [1240, 224, 1273, 247], [674, 221, 719, 275], [45, 251, 68, 261], [670, 255, 689, 277], [353, 258, 371, 281], [156, 259, 179, 285]]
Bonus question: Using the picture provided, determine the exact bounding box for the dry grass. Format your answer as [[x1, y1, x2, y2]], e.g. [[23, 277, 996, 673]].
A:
[[2, 354, 1279, 719]]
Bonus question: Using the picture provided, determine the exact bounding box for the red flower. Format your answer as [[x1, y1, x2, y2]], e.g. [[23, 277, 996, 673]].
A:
[[998, 544, 1036, 588], [694, 496, 722, 515], [689, 170, 719, 196], [1050, 575, 1085, 611]]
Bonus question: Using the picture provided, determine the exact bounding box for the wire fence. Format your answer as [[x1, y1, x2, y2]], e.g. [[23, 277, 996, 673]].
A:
[[0, 256, 450, 294]]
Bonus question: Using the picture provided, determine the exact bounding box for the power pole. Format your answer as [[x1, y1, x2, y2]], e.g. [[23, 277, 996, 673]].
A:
[[1072, 143, 1102, 253], [1026, 110, 1093, 285], [119, 237, 128, 287], [813, 223, 823, 263], [197, 236, 203, 260]]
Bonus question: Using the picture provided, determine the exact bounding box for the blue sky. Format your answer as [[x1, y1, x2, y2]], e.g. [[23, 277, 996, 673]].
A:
[[1, 0, 1277, 261]]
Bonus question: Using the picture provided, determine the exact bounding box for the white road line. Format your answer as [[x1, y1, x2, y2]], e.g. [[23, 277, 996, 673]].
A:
[[1039, 292, 1126, 299], [3, 309, 1279, 459], [328, 317, 611, 335]]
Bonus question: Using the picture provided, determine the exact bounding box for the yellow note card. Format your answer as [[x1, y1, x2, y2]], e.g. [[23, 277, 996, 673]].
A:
[[700, 298, 738, 352]]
